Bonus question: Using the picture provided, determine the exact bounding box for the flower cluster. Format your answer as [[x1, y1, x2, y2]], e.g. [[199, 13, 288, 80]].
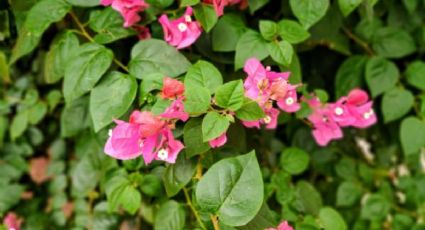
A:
[[100, 0, 149, 27], [104, 77, 227, 164], [305, 88, 376, 146], [242, 58, 301, 129], [104, 77, 187, 164], [104, 57, 377, 163]]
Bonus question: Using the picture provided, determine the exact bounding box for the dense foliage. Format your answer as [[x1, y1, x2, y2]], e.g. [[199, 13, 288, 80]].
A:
[[1, 0, 425, 229]]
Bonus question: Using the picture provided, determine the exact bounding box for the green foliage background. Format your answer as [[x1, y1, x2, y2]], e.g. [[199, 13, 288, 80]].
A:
[[0, 0, 425, 229]]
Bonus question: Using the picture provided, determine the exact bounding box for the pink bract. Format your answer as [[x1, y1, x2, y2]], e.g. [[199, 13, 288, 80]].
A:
[[161, 77, 185, 99], [3, 212, 22, 230], [158, 7, 202, 49], [209, 132, 227, 148], [100, 0, 149, 27], [266, 221, 294, 230], [161, 99, 189, 122]]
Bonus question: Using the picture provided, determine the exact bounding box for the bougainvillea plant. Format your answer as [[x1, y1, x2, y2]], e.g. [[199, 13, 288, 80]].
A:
[[1, 0, 425, 229]]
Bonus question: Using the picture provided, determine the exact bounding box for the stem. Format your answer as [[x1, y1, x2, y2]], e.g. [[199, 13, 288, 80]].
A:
[[68, 10, 129, 73], [183, 187, 207, 230], [193, 155, 203, 180], [342, 27, 375, 56], [210, 215, 220, 230]]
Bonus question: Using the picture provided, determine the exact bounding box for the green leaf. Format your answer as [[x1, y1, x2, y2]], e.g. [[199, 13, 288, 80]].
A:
[[180, 0, 200, 7], [289, 0, 330, 29], [0, 52, 10, 84], [360, 194, 390, 221], [66, 0, 99, 7], [154, 200, 186, 230], [63, 43, 113, 103], [365, 57, 399, 97], [10, 0, 71, 63], [44, 31, 79, 84], [372, 27, 416, 59], [400, 117, 425, 156], [239, 203, 278, 230], [90, 72, 137, 132], [248, 0, 269, 14], [267, 40, 294, 66], [405, 61, 425, 90], [196, 151, 264, 226], [194, 3, 218, 33], [338, 0, 362, 16], [151, 98, 172, 115], [183, 85, 211, 115], [277, 19, 310, 44], [140, 174, 163, 197], [109, 183, 141, 215], [61, 96, 90, 137], [163, 155, 196, 197], [183, 118, 211, 157], [381, 88, 414, 123], [215, 80, 244, 111], [0, 116, 7, 148], [185, 60, 223, 94], [129, 39, 191, 79], [319, 207, 348, 230], [89, 8, 135, 44], [235, 99, 265, 121], [335, 55, 367, 98], [0, 184, 24, 213], [280, 147, 309, 175], [28, 101, 48, 125], [10, 110, 28, 141], [294, 181, 322, 215], [336, 181, 362, 207], [202, 111, 230, 141], [259, 20, 278, 41], [235, 30, 269, 70], [212, 14, 247, 52]]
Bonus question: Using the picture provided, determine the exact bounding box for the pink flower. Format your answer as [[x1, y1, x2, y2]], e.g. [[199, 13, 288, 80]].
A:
[[105, 111, 184, 164], [346, 89, 376, 128], [266, 221, 294, 230], [158, 7, 202, 49], [3, 212, 22, 230], [161, 99, 189, 122], [308, 107, 343, 146], [141, 127, 184, 164], [243, 58, 293, 106], [134, 25, 151, 40], [204, 0, 226, 16], [203, 0, 248, 16], [242, 107, 279, 129], [209, 132, 227, 148], [276, 86, 301, 113], [100, 0, 149, 27], [161, 77, 185, 99]]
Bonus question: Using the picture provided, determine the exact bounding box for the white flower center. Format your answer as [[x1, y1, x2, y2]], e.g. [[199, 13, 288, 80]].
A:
[[108, 129, 113, 137], [184, 15, 192, 22], [266, 66, 271, 71], [334, 107, 344, 116], [363, 109, 374, 119], [263, 115, 271, 124], [157, 149, 168, 160], [178, 23, 188, 32], [286, 97, 294, 105]]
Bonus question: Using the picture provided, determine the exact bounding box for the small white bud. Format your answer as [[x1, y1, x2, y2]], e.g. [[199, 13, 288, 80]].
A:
[[178, 23, 188, 32], [157, 149, 169, 160], [285, 97, 294, 105], [334, 107, 344, 116]]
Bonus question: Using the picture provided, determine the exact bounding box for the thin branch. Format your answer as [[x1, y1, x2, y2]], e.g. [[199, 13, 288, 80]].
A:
[[210, 215, 220, 230], [183, 187, 207, 230], [342, 27, 375, 56], [69, 10, 129, 73]]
